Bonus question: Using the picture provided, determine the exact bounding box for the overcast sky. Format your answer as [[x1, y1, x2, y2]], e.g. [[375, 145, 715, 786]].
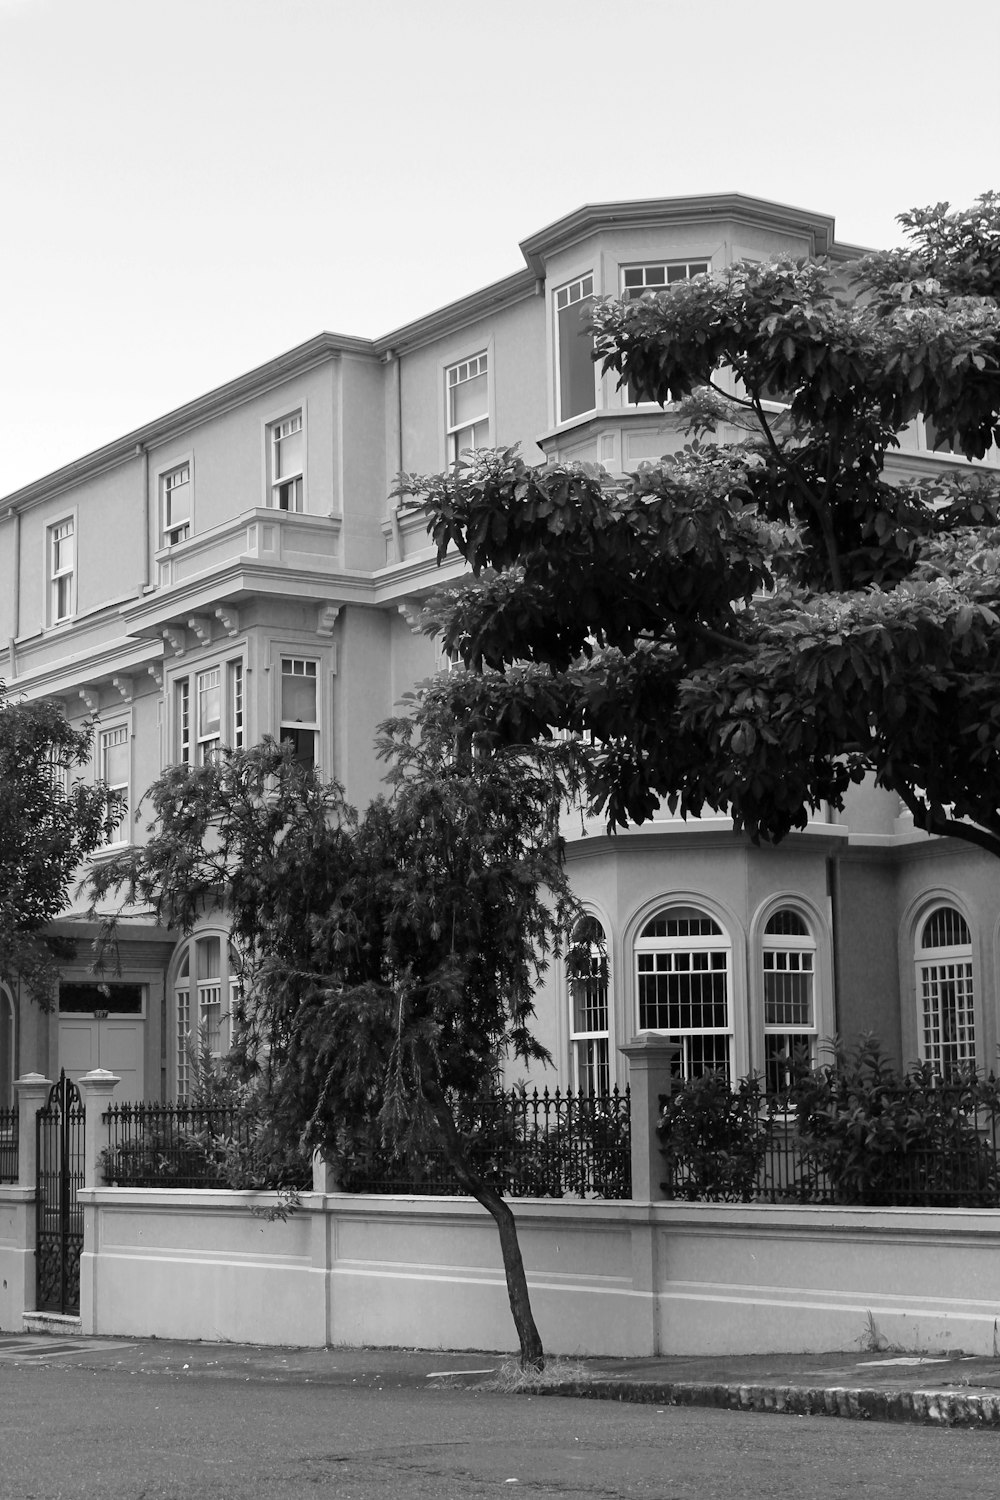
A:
[[1, 0, 997, 500]]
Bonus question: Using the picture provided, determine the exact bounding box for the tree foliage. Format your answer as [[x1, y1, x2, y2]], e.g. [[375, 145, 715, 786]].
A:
[[88, 690, 584, 1367], [394, 194, 1000, 856], [0, 685, 122, 1005]]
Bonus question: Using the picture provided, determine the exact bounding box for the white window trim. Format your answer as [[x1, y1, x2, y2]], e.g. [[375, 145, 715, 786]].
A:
[[169, 653, 248, 768], [568, 915, 611, 1095], [98, 719, 132, 849], [155, 452, 195, 549], [262, 405, 307, 513], [46, 511, 77, 627], [277, 652, 321, 772], [749, 897, 832, 1084], [634, 904, 734, 1081], [914, 903, 977, 1075], [172, 931, 236, 1099], [617, 259, 711, 410], [554, 272, 598, 426]]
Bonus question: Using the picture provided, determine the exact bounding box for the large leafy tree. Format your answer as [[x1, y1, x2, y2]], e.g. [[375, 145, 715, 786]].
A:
[[0, 685, 122, 1006], [87, 692, 583, 1369], [395, 194, 1000, 857]]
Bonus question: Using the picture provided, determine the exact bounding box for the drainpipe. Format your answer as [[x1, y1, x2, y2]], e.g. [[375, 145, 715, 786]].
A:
[[136, 442, 149, 594], [11, 507, 21, 669]]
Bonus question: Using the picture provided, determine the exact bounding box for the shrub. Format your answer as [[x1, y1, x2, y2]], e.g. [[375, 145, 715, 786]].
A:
[[657, 1071, 768, 1202]]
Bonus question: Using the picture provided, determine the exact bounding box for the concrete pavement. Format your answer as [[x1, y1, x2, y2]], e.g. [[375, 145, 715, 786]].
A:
[[4, 1332, 1000, 1427]]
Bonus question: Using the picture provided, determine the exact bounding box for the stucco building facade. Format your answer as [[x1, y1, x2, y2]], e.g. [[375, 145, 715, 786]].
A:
[[1, 192, 997, 1105]]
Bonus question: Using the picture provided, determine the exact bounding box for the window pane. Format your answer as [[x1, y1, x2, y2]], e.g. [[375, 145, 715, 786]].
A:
[[557, 283, 596, 421], [281, 671, 317, 723], [275, 425, 303, 479], [450, 370, 488, 427], [197, 936, 221, 981]]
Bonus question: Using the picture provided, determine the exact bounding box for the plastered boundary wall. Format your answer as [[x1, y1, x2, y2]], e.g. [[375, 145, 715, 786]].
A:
[[0, 1188, 34, 1333], [55, 1190, 1000, 1357]]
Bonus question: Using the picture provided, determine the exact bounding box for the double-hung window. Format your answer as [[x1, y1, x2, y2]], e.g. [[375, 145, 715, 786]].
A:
[[175, 658, 244, 765], [100, 725, 130, 846], [569, 916, 610, 1095], [270, 412, 304, 511], [280, 657, 318, 769], [174, 934, 238, 1096], [556, 274, 596, 422], [161, 464, 191, 546], [635, 906, 732, 1079], [621, 261, 709, 405], [762, 909, 817, 1093], [916, 906, 975, 1077], [446, 353, 489, 462], [48, 518, 75, 624]]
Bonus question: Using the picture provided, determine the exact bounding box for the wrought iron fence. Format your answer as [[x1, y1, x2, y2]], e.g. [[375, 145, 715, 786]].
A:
[[0, 1104, 17, 1183], [101, 1101, 311, 1191], [660, 1077, 1000, 1208], [342, 1087, 631, 1200]]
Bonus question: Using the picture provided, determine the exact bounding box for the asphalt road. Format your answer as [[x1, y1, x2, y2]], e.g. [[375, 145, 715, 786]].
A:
[[3, 1361, 999, 1500]]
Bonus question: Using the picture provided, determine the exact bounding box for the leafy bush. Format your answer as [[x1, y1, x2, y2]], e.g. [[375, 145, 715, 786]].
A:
[[789, 1037, 1000, 1208], [657, 1071, 768, 1202]]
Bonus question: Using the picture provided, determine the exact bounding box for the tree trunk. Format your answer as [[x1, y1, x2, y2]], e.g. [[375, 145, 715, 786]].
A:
[[425, 1085, 545, 1370]]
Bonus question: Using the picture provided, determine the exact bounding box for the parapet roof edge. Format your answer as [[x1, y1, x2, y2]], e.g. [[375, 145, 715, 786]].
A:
[[518, 191, 866, 272], [0, 331, 376, 512]]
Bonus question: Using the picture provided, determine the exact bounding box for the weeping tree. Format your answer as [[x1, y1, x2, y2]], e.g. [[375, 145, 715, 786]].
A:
[[87, 682, 584, 1369]]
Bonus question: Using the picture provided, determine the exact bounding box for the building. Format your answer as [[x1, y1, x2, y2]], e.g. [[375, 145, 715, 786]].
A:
[[1, 192, 998, 1106]]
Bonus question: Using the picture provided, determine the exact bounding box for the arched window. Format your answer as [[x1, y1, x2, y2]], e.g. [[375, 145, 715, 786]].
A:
[[174, 934, 238, 1099], [568, 916, 609, 1095], [762, 908, 817, 1092], [916, 905, 975, 1076], [635, 905, 731, 1079]]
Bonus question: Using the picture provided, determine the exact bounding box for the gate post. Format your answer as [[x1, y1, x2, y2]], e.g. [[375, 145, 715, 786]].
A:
[[14, 1074, 52, 1191], [77, 1070, 121, 1190], [619, 1036, 681, 1203]]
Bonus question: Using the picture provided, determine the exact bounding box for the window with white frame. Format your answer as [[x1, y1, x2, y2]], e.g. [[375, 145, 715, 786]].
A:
[[269, 411, 304, 511], [174, 658, 245, 765], [916, 905, 976, 1077], [174, 934, 238, 1097], [48, 518, 75, 624], [568, 915, 610, 1095], [635, 905, 732, 1079], [762, 908, 817, 1092], [100, 725, 130, 846], [621, 261, 709, 406], [556, 273, 596, 422], [445, 352, 489, 462], [161, 463, 192, 546], [280, 657, 318, 769]]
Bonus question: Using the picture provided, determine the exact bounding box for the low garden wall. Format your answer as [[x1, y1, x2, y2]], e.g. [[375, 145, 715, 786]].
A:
[[74, 1188, 1000, 1358]]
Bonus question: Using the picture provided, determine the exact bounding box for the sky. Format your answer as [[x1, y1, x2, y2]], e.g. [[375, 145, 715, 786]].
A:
[[0, 0, 997, 500]]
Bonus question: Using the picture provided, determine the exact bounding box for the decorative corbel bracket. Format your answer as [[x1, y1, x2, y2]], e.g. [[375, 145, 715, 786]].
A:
[[188, 615, 213, 648], [397, 602, 426, 635], [147, 663, 164, 690], [163, 626, 186, 657], [79, 686, 100, 715], [215, 605, 240, 637], [317, 604, 341, 638], [111, 675, 133, 704]]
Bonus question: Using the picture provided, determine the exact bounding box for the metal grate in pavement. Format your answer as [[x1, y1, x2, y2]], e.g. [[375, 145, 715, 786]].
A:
[[0, 1337, 132, 1363]]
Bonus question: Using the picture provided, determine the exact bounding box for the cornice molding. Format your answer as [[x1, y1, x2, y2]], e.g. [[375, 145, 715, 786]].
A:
[[373, 270, 538, 358]]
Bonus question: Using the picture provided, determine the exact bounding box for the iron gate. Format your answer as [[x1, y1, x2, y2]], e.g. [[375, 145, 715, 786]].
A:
[[36, 1071, 85, 1315]]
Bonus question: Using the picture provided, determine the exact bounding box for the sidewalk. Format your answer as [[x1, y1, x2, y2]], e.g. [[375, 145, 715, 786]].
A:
[[3, 1333, 1000, 1427]]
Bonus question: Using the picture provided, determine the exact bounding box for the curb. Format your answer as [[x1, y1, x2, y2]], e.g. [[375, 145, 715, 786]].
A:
[[535, 1379, 1000, 1427]]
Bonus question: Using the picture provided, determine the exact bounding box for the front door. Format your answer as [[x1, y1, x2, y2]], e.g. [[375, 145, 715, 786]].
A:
[[58, 983, 145, 1101]]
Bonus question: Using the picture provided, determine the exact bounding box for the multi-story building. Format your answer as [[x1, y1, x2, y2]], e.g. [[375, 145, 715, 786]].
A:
[[1, 192, 997, 1106]]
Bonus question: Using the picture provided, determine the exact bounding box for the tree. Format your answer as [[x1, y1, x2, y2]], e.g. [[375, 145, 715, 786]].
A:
[[87, 691, 584, 1369], [393, 194, 1000, 857], [0, 685, 122, 1006]]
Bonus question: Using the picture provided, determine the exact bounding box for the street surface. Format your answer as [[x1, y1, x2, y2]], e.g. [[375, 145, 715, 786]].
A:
[[2, 1350, 1000, 1500]]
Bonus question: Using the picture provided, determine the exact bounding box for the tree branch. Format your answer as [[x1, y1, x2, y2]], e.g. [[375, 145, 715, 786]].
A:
[[894, 782, 1000, 859]]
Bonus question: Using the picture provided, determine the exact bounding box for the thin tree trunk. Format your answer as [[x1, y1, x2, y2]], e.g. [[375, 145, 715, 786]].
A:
[[425, 1085, 544, 1370]]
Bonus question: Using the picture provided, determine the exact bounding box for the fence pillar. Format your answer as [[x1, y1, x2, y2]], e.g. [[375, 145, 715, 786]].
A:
[[77, 1070, 121, 1190], [620, 1035, 681, 1203], [312, 1149, 340, 1194], [14, 1073, 51, 1191]]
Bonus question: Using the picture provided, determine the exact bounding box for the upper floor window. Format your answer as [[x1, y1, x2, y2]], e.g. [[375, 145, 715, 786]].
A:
[[635, 905, 731, 1079], [175, 658, 245, 766], [446, 353, 489, 462], [762, 908, 817, 1092], [48, 518, 75, 624], [621, 260, 709, 301], [270, 412, 304, 511], [568, 915, 609, 1096], [556, 274, 596, 423], [280, 656, 318, 770], [161, 464, 191, 546], [100, 724, 130, 846], [916, 905, 975, 1077]]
